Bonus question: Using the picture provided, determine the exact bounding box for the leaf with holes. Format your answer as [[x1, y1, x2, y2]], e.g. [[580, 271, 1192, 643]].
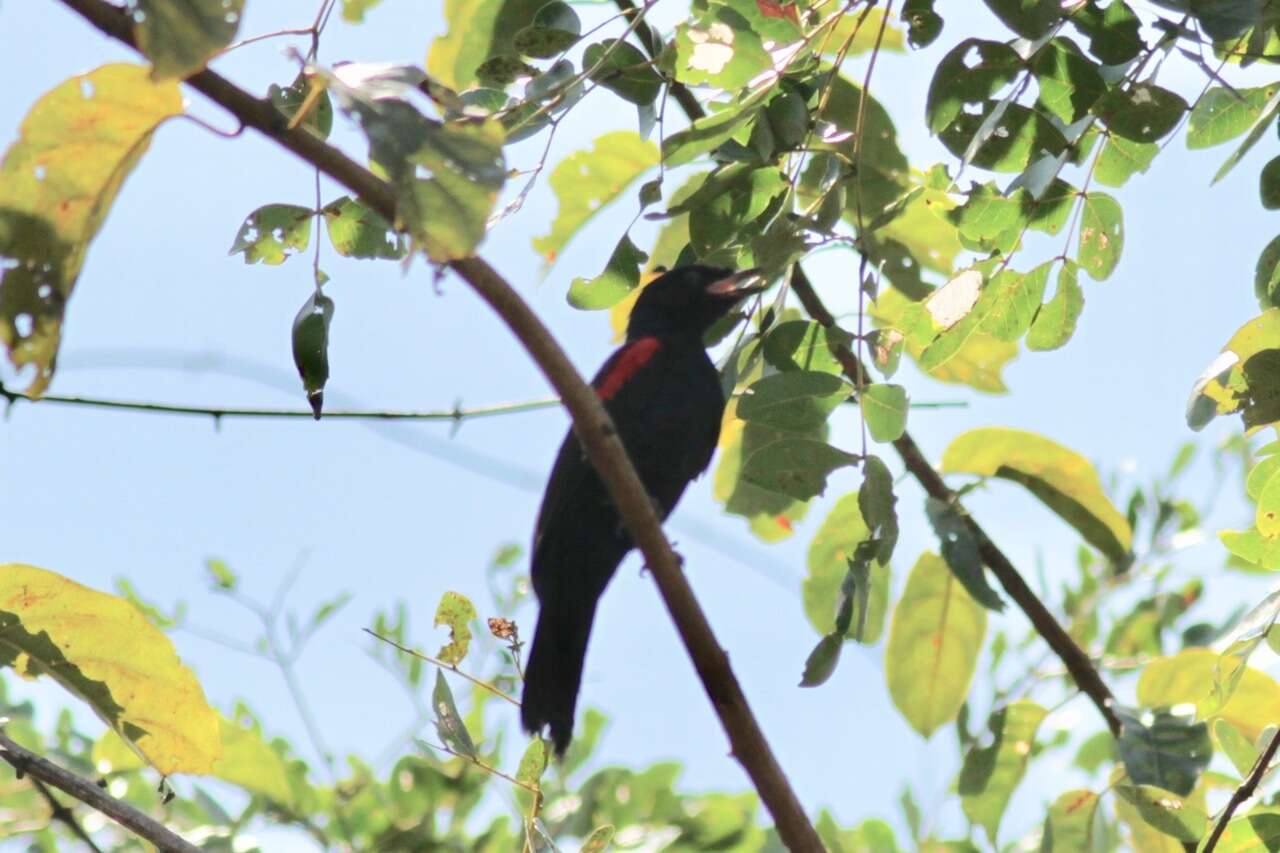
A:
[[939, 102, 1068, 174], [1092, 84, 1187, 143], [1042, 790, 1103, 852], [428, 0, 547, 89], [674, 4, 772, 90], [885, 552, 987, 737], [0, 64, 182, 397], [941, 427, 1133, 564], [0, 563, 221, 774], [1186, 309, 1280, 431], [268, 72, 334, 140], [1032, 38, 1105, 124], [322, 196, 405, 260], [738, 370, 852, 433], [1139, 649, 1280, 742], [229, 204, 313, 265], [569, 234, 648, 310], [534, 131, 657, 264], [926, 40, 1022, 134], [960, 701, 1049, 844], [433, 591, 477, 666], [431, 670, 477, 758], [135, 0, 244, 79]]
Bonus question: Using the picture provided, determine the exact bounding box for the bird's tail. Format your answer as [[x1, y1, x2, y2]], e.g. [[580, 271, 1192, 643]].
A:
[[521, 596, 597, 756]]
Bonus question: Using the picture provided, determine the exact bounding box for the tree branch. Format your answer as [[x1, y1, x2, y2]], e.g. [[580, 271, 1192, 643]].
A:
[[29, 775, 105, 853], [0, 381, 557, 423], [0, 728, 200, 853], [610, 0, 1122, 738], [55, 1, 823, 847], [1201, 728, 1280, 852]]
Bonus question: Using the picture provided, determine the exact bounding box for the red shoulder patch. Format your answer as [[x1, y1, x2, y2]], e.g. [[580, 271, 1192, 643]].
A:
[[597, 337, 662, 401]]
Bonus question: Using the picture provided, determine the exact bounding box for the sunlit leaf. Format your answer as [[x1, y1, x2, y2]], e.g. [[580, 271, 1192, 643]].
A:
[[959, 701, 1048, 844], [714, 399, 815, 540], [322, 196, 405, 259], [229, 204, 313, 265], [1213, 719, 1259, 777], [428, 0, 547, 89], [268, 71, 334, 140], [433, 591, 477, 666], [0, 64, 182, 396], [1186, 308, 1280, 431], [134, 0, 243, 79], [1077, 192, 1123, 281], [1113, 784, 1207, 842], [941, 427, 1133, 564], [1027, 260, 1084, 351], [674, 4, 772, 90], [885, 552, 987, 737], [1071, 0, 1142, 64], [1187, 84, 1279, 149], [861, 384, 909, 442], [1139, 649, 1280, 741], [1041, 789, 1103, 852], [534, 131, 657, 263], [1032, 38, 1105, 123], [804, 491, 890, 645], [0, 563, 221, 774], [762, 320, 854, 376]]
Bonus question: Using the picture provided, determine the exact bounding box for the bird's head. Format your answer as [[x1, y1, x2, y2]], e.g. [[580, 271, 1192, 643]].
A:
[[626, 265, 766, 341]]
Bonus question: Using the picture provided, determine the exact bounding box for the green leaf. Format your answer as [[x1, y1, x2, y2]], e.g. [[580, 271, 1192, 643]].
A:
[[428, 0, 547, 89], [714, 401, 816, 541], [740, 437, 858, 501], [1262, 156, 1280, 210], [0, 65, 182, 397], [568, 234, 647, 310], [663, 87, 771, 166], [322, 196, 405, 259], [903, 0, 944, 47], [981, 263, 1051, 342], [1113, 785, 1207, 842], [1041, 789, 1102, 852], [1095, 134, 1158, 187], [1077, 192, 1123, 281], [1092, 83, 1187, 143], [926, 40, 1022, 134], [799, 633, 843, 687], [738, 371, 852, 432], [859, 455, 899, 564], [762, 320, 854, 375], [959, 701, 1049, 844], [291, 292, 333, 419], [1070, 0, 1143, 64], [229, 204, 313, 265], [940, 427, 1133, 564], [534, 131, 657, 263], [861, 384, 909, 442], [1206, 590, 1280, 715], [134, 0, 243, 79], [268, 72, 334, 140], [682, 164, 788, 255], [804, 492, 890, 644], [816, 76, 912, 225], [584, 40, 662, 105], [205, 558, 237, 590], [674, 5, 772, 90], [1032, 38, 1105, 123], [1187, 84, 1279, 149], [431, 670, 477, 759], [1213, 719, 1260, 778], [512, 1, 580, 58], [925, 497, 1006, 611], [1115, 707, 1212, 797], [939, 102, 1068, 173], [341, 0, 384, 22], [1257, 236, 1280, 308], [1214, 86, 1280, 184], [433, 591, 477, 666], [885, 552, 987, 737], [516, 738, 548, 788], [983, 0, 1060, 37]]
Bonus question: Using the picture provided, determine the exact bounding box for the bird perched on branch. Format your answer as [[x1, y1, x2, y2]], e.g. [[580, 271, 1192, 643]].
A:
[[521, 265, 766, 755]]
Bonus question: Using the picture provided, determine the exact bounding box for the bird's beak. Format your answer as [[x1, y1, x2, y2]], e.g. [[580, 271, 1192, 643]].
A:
[[705, 268, 766, 298]]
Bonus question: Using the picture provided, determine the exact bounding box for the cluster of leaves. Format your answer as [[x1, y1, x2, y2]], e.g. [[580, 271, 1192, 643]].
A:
[[13, 0, 1280, 849]]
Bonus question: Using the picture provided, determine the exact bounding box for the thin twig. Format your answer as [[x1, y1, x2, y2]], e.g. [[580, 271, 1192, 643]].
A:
[[0, 729, 200, 853], [0, 383, 558, 422], [417, 738, 538, 793], [57, 2, 823, 847], [1202, 728, 1280, 852], [29, 776, 105, 853], [363, 629, 521, 707]]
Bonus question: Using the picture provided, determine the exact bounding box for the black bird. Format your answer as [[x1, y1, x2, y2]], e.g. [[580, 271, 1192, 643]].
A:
[[520, 264, 766, 755]]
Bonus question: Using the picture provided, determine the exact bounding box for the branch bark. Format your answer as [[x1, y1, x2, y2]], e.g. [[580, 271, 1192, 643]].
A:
[[0, 728, 200, 853], [55, 1, 823, 848], [616, 0, 1122, 737]]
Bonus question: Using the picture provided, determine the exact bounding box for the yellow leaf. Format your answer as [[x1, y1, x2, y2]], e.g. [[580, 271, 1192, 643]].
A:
[[0, 65, 182, 396], [885, 552, 986, 737], [0, 563, 220, 774], [941, 427, 1132, 563], [1139, 649, 1280, 741]]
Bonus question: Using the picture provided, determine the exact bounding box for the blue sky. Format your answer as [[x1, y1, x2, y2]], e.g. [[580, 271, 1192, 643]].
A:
[[3, 1, 1278, 848]]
